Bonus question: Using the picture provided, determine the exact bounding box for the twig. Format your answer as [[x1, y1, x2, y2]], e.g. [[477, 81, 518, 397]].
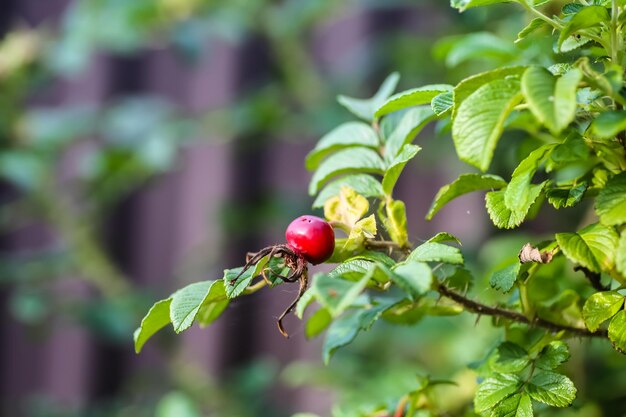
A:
[[574, 266, 610, 292], [365, 240, 411, 254], [436, 283, 607, 338]]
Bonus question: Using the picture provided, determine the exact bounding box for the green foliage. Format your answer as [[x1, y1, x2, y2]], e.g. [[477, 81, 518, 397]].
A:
[[427, 174, 507, 220], [595, 172, 626, 225], [582, 291, 624, 331], [556, 223, 618, 274], [134, 0, 626, 416], [521, 67, 582, 134], [337, 72, 400, 122], [452, 77, 523, 171], [305, 122, 380, 170]]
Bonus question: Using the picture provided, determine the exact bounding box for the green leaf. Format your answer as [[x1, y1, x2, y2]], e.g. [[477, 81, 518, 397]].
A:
[[608, 310, 626, 353], [590, 110, 626, 139], [338, 72, 399, 121], [382, 144, 421, 195], [431, 91, 454, 116], [382, 106, 435, 161], [536, 341, 571, 370], [390, 261, 433, 300], [427, 173, 507, 220], [347, 251, 396, 267], [308, 148, 385, 195], [516, 18, 547, 43], [492, 342, 530, 373], [312, 175, 384, 208], [452, 66, 526, 119], [436, 265, 473, 291], [558, 6, 610, 51], [450, 0, 515, 12], [490, 262, 521, 293], [305, 122, 380, 170], [375, 84, 453, 118], [170, 280, 224, 333], [505, 144, 556, 212], [582, 291, 624, 331], [546, 183, 587, 209], [563, 3, 584, 14], [224, 256, 270, 299], [305, 308, 332, 339], [521, 67, 582, 134], [312, 272, 371, 318], [428, 232, 462, 245], [196, 281, 229, 327], [407, 242, 464, 265], [329, 257, 376, 281], [474, 373, 522, 413], [617, 232, 626, 276], [383, 199, 409, 247], [330, 257, 392, 282], [596, 172, 626, 226], [490, 393, 533, 417], [452, 78, 523, 171], [535, 289, 583, 328], [295, 289, 315, 319], [559, 35, 593, 53], [444, 32, 515, 67], [322, 312, 361, 364], [485, 184, 545, 229], [526, 371, 577, 407], [134, 298, 172, 353], [556, 223, 619, 273], [343, 214, 377, 251], [322, 301, 394, 363], [382, 297, 462, 324], [548, 132, 590, 170]]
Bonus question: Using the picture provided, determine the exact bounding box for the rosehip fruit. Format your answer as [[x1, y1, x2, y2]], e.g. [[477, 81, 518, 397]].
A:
[[285, 215, 335, 265]]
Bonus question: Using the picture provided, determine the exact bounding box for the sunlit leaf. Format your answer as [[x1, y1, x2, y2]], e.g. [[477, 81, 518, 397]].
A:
[[608, 310, 626, 354], [526, 371, 577, 407], [474, 373, 522, 413], [134, 299, 171, 353], [595, 172, 626, 226], [583, 291, 624, 332], [452, 78, 523, 171], [338, 72, 399, 121], [309, 148, 386, 195], [305, 122, 380, 170], [556, 223, 619, 273], [375, 84, 452, 118]]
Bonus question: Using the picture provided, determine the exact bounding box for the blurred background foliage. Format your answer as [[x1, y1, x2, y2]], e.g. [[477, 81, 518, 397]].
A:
[[2, 0, 625, 416]]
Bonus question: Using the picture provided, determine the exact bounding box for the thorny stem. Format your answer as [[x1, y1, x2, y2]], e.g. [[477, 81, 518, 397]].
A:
[[365, 239, 411, 253], [437, 283, 607, 338], [575, 266, 610, 291]]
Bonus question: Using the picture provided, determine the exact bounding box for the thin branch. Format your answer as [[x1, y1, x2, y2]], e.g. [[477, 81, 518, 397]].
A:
[[365, 239, 412, 254], [519, 0, 564, 30], [574, 266, 610, 291], [436, 283, 608, 338]]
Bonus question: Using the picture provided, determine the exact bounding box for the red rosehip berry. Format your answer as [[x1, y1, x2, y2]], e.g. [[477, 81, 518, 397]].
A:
[[285, 215, 335, 265]]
